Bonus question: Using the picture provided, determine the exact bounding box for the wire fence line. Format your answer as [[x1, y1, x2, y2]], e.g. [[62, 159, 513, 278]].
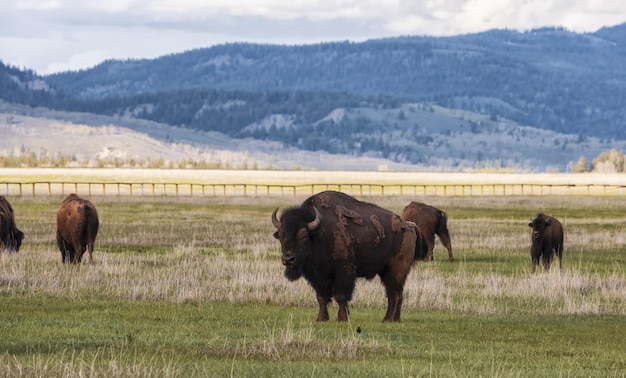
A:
[[2, 181, 626, 197]]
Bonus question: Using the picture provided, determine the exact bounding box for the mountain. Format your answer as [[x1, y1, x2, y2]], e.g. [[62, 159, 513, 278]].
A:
[[0, 61, 56, 103], [0, 101, 422, 171], [3, 24, 626, 171], [44, 24, 626, 140]]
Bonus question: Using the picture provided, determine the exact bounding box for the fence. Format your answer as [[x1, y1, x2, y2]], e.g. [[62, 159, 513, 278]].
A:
[[2, 181, 626, 197]]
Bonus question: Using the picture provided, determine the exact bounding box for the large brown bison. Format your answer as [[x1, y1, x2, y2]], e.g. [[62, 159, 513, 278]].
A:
[[0, 196, 24, 252], [272, 190, 417, 322], [56, 193, 99, 264], [402, 201, 454, 262], [528, 213, 563, 273]]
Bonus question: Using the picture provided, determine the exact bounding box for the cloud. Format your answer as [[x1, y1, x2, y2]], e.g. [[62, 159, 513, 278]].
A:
[[1, 0, 626, 74]]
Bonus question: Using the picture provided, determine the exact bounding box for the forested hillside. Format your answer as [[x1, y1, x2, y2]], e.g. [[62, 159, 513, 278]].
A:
[[2, 23, 626, 171], [44, 23, 626, 140]]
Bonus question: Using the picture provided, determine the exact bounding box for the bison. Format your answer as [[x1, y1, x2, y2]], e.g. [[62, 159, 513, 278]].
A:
[[402, 201, 454, 262], [272, 190, 417, 322], [528, 213, 563, 273], [0, 196, 24, 252], [56, 193, 99, 264]]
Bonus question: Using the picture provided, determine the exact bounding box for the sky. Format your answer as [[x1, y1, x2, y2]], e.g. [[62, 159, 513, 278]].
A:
[[2, 0, 626, 75]]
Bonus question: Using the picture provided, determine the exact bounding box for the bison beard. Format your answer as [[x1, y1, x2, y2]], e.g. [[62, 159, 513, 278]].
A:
[[284, 266, 303, 281], [272, 191, 417, 322]]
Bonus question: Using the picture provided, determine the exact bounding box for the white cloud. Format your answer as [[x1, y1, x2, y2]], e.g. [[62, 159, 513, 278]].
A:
[[14, 0, 60, 10], [1, 0, 626, 74], [45, 49, 118, 73]]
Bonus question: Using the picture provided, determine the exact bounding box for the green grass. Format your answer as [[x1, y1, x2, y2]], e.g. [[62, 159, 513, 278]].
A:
[[2, 298, 624, 376], [1, 195, 626, 376]]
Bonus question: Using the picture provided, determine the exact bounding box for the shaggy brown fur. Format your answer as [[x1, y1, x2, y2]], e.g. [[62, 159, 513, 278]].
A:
[[56, 194, 99, 264], [528, 213, 563, 273], [272, 191, 417, 322], [402, 201, 454, 262]]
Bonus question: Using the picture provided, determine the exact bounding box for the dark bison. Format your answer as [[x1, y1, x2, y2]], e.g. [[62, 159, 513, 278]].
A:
[[402, 201, 454, 262], [0, 196, 24, 252], [272, 190, 417, 322], [56, 193, 99, 264], [528, 213, 563, 273]]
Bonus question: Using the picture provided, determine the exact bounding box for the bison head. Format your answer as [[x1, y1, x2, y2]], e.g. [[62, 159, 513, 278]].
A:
[[5, 228, 24, 252], [272, 206, 321, 280], [528, 213, 551, 243]]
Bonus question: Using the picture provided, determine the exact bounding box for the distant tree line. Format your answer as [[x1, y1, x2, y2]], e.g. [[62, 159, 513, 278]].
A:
[[0, 147, 262, 170], [570, 149, 626, 173]]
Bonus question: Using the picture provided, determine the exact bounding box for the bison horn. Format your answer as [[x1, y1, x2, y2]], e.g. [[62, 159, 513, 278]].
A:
[[271, 207, 281, 229], [307, 207, 321, 231]]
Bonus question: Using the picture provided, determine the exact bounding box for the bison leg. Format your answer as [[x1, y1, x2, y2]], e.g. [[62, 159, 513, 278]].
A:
[[70, 238, 84, 264], [424, 236, 436, 262], [333, 279, 355, 322], [390, 296, 403, 322], [556, 244, 563, 271], [380, 263, 412, 321], [336, 298, 349, 322], [381, 264, 407, 322], [437, 231, 454, 262], [56, 235, 65, 263], [542, 252, 552, 273], [315, 292, 330, 322], [86, 242, 94, 264], [381, 227, 415, 322], [381, 279, 404, 322], [57, 236, 74, 264], [530, 249, 540, 273]]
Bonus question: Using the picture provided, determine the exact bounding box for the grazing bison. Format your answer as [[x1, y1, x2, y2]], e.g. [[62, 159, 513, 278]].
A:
[[56, 194, 99, 264], [272, 190, 417, 322], [402, 201, 454, 262], [528, 213, 563, 273], [0, 196, 24, 252]]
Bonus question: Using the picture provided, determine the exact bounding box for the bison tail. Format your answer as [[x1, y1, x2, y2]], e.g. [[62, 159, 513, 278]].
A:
[[439, 211, 448, 225]]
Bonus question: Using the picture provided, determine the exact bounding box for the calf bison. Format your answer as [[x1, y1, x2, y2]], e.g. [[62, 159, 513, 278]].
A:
[[528, 213, 563, 273], [272, 190, 417, 322], [56, 194, 99, 264], [402, 201, 454, 262], [0, 196, 24, 252]]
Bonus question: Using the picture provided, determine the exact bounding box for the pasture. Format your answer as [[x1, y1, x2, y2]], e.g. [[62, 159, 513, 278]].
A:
[[1, 170, 626, 376]]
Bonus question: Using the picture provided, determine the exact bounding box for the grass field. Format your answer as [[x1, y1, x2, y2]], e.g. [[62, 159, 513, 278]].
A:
[[1, 170, 626, 376]]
